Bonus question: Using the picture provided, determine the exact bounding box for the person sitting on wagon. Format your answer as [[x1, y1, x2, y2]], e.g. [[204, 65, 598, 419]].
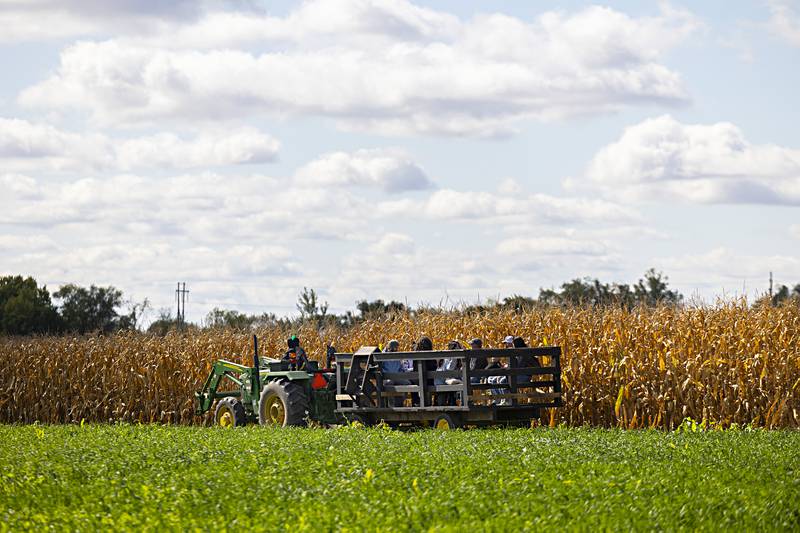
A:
[[486, 335, 515, 405], [435, 340, 463, 406], [380, 339, 410, 407], [468, 337, 487, 385], [512, 336, 540, 387], [282, 334, 308, 370]]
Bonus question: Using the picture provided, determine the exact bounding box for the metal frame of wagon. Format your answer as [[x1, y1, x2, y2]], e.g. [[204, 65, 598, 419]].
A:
[[334, 346, 562, 427]]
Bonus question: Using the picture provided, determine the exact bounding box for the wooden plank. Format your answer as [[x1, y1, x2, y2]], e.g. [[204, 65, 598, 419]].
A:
[[424, 370, 462, 379], [469, 392, 561, 401], [382, 385, 420, 393], [430, 384, 465, 392], [470, 380, 557, 390], [418, 362, 427, 408], [336, 394, 356, 401], [470, 367, 557, 378], [381, 372, 419, 381]]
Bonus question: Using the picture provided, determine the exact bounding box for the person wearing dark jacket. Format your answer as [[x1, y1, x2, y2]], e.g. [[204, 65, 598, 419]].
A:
[[380, 339, 409, 407], [413, 336, 436, 406], [512, 336, 540, 387], [468, 338, 487, 384], [282, 334, 308, 370]]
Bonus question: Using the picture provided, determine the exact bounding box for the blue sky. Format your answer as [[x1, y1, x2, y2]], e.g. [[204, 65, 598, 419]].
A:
[[1, 0, 798, 322]]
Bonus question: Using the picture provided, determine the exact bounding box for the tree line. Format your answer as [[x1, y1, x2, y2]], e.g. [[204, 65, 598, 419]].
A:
[[0, 276, 146, 336], [2, 270, 797, 336]]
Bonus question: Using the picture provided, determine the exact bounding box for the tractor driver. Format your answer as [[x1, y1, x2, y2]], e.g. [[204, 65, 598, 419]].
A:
[[283, 334, 309, 370]]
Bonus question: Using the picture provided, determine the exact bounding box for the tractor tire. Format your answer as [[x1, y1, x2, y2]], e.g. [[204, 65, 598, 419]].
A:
[[214, 397, 247, 428], [433, 413, 461, 430], [258, 379, 309, 427]]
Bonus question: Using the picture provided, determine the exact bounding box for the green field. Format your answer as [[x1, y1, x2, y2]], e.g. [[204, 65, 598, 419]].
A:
[[1, 425, 798, 531]]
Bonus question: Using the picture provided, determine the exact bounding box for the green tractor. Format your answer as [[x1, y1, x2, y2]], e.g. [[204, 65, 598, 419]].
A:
[[195, 336, 563, 429], [194, 336, 341, 427]]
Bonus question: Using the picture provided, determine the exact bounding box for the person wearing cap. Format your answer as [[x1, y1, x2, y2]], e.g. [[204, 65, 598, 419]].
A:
[[282, 334, 308, 370], [380, 339, 410, 407], [468, 338, 487, 385]]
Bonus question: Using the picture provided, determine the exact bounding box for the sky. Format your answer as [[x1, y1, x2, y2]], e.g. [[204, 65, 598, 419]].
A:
[[1, 0, 799, 323]]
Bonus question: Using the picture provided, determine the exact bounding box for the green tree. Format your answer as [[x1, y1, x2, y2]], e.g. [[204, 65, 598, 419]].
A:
[[296, 287, 328, 322], [499, 295, 537, 312], [147, 309, 179, 336], [356, 299, 406, 319], [633, 268, 682, 306], [762, 283, 800, 306], [54, 284, 124, 334], [0, 275, 62, 335], [536, 269, 682, 308]]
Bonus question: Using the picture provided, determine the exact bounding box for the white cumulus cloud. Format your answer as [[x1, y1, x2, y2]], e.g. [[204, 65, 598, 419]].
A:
[[768, 0, 800, 46], [294, 149, 433, 192], [0, 118, 279, 171], [577, 115, 800, 204]]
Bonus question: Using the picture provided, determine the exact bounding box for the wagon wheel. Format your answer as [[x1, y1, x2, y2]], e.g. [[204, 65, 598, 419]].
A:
[[345, 413, 371, 427], [214, 397, 247, 428], [258, 379, 309, 427], [433, 413, 461, 430]]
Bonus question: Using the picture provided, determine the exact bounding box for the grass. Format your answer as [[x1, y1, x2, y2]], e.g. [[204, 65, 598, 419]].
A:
[[1, 425, 798, 531]]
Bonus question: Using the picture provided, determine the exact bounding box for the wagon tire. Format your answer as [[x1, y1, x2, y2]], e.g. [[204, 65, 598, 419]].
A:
[[345, 413, 371, 427], [433, 413, 461, 430], [259, 379, 309, 427], [214, 397, 247, 428]]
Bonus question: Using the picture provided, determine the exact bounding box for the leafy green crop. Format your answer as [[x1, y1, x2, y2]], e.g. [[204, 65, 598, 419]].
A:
[[1, 425, 798, 531]]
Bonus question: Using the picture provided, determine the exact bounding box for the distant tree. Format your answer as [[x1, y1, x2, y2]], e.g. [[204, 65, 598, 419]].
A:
[[500, 295, 537, 312], [760, 283, 800, 307], [54, 284, 124, 334], [0, 275, 62, 335], [116, 298, 150, 331], [356, 299, 406, 319], [147, 309, 179, 336], [536, 269, 682, 308], [633, 268, 682, 306], [297, 287, 328, 323], [205, 308, 250, 329]]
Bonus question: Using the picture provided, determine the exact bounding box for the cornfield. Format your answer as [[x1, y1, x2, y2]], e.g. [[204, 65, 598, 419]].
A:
[[1, 302, 798, 429]]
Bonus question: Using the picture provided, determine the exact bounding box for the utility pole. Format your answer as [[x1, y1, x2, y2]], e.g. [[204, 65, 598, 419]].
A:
[[769, 272, 773, 300], [175, 282, 189, 327]]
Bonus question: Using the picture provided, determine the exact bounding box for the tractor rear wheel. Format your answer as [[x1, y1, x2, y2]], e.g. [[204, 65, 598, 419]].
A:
[[214, 398, 247, 428], [258, 379, 309, 427]]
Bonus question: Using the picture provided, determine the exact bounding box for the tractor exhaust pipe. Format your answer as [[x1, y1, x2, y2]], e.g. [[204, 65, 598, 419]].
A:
[[252, 335, 261, 396]]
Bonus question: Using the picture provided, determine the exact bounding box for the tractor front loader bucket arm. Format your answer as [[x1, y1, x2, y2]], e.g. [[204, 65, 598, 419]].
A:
[[194, 360, 250, 415]]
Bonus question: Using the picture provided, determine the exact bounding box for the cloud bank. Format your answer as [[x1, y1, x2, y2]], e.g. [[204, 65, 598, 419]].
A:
[[17, 0, 699, 136]]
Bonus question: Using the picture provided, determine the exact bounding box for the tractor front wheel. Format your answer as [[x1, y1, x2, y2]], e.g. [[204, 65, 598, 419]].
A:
[[214, 398, 247, 428], [258, 379, 309, 427]]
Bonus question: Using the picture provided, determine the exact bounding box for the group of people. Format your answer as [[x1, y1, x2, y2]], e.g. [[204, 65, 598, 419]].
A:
[[378, 335, 537, 407]]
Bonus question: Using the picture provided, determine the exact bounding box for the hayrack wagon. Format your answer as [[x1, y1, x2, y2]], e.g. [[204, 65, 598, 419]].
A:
[[195, 337, 562, 429]]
